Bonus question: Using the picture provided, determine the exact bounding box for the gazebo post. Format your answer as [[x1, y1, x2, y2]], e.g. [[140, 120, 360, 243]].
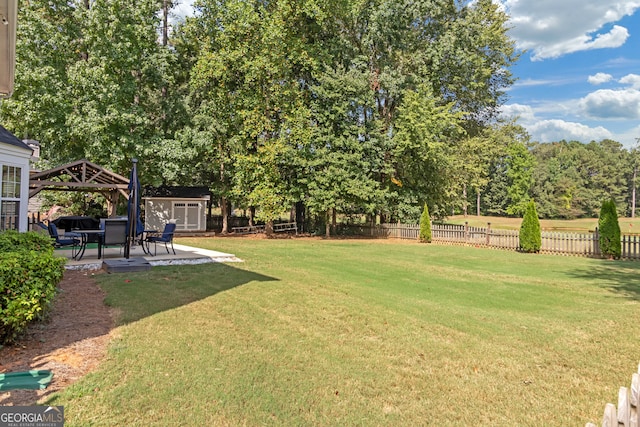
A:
[[107, 190, 119, 218]]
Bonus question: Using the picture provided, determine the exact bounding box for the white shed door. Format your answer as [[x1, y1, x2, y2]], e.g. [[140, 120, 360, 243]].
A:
[[172, 201, 202, 230]]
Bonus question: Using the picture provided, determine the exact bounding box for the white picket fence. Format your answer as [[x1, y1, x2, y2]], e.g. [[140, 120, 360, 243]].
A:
[[343, 222, 640, 260], [586, 363, 640, 427]]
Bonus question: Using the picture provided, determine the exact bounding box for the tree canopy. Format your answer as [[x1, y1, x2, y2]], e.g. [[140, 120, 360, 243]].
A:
[[6, 0, 638, 229]]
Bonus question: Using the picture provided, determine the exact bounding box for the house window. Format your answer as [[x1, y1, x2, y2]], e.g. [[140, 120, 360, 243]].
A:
[[0, 165, 21, 231]]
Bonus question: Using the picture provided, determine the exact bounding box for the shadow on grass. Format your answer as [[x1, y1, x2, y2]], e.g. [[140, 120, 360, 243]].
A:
[[569, 259, 640, 301], [97, 262, 278, 326]]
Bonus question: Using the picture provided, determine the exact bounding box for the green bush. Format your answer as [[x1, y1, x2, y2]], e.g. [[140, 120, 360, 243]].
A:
[[519, 200, 541, 253], [419, 203, 432, 243], [598, 199, 621, 259], [0, 231, 66, 344], [0, 229, 54, 252]]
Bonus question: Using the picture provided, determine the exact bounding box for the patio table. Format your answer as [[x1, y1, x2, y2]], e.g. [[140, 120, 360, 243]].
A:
[[73, 229, 105, 260], [52, 215, 99, 232]]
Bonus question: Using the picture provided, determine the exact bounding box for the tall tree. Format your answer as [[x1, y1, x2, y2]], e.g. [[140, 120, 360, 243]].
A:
[[392, 83, 465, 218], [0, 0, 79, 153], [2, 0, 183, 182], [303, 66, 385, 232], [481, 122, 533, 216]]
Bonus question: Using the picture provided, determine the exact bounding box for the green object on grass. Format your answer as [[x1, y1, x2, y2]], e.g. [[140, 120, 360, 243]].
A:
[[0, 370, 53, 390]]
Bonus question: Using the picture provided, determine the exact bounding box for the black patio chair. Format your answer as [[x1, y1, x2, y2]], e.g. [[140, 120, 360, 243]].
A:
[[47, 222, 81, 258], [100, 219, 128, 257], [144, 223, 176, 256]]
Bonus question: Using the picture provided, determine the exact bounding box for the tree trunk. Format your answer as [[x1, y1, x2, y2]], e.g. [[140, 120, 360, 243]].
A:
[[633, 166, 637, 218], [162, 0, 169, 47], [332, 208, 337, 235], [266, 220, 274, 237], [462, 183, 468, 217], [295, 201, 305, 233], [249, 206, 255, 227], [325, 209, 331, 238], [220, 197, 230, 234]]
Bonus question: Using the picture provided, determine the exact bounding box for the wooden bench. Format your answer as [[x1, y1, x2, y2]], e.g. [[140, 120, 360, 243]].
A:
[[232, 225, 266, 234], [273, 222, 297, 233], [232, 222, 297, 234]]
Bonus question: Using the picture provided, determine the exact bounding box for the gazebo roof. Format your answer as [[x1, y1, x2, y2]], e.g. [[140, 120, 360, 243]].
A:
[[29, 159, 130, 198]]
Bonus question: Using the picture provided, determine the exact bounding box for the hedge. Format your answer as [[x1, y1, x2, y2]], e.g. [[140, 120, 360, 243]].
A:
[[0, 231, 66, 344]]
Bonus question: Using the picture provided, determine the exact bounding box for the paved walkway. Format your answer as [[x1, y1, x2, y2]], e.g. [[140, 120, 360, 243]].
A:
[[57, 242, 242, 271]]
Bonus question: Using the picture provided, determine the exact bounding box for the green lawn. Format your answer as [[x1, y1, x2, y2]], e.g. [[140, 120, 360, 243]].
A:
[[47, 238, 640, 426]]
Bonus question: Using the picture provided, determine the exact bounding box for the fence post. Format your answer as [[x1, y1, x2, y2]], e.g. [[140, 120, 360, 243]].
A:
[[619, 386, 631, 426], [594, 227, 600, 258], [486, 222, 491, 246], [632, 372, 639, 427], [465, 221, 469, 242], [603, 403, 617, 426]]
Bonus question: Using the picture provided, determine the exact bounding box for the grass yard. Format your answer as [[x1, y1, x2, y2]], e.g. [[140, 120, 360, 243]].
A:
[[47, 238, 640, 425]]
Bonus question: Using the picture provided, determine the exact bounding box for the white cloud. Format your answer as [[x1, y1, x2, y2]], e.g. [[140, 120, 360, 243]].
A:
[[497, 1, 640, 60], [500, 101, 640, 146], [620, 74, 640, 89], [588, 73, 613, 85], [528, 119, 613, 142], [580, 88, 640, 119], [500, 103, 615, 144], [500, 103, 536, 121]]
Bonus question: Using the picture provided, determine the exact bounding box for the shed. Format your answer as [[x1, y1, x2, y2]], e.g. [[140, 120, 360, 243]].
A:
[[143, 186, 211, 232], [0, 125, 32, 232]]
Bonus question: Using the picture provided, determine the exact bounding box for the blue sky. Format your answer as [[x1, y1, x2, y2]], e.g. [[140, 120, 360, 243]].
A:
[[172, 0, 640, 148], [497, 1, 640, 148]]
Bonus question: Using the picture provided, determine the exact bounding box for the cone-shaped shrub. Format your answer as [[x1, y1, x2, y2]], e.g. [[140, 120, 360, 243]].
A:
[[419, 203, 432, 243], [519, 200, 541, 253], [598, 199, 621, 259]]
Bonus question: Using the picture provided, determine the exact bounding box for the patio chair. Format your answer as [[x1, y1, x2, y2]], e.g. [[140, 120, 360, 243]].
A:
[[34, 221, 49, 235], [48, 222, 81, 258], [101, 219, 128, 256], [144, 223, 176, 256]]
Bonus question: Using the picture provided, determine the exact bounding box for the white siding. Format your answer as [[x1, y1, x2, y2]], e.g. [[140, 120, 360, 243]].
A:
[[0, 142, 31, 232], [144, 197, 207, 232]]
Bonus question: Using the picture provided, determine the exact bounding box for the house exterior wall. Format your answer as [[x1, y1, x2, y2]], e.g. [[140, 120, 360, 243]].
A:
[[0, 142, 31, 232], [144, 197, 207, 232]]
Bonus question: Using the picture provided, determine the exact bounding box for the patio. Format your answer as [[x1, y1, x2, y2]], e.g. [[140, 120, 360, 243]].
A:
[[56, 241, 242, 271]]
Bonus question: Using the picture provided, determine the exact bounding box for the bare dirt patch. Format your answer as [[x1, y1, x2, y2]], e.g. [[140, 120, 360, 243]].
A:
[[0, 270, 114, 406]]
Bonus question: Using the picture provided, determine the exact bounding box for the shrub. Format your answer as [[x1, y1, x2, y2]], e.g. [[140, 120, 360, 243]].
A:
[[598, 199, 621, 259], [0, 231, 66, 344], [0, 229, 53, 252], [419, 203, 432, 243], [519, 200, 541, 253]]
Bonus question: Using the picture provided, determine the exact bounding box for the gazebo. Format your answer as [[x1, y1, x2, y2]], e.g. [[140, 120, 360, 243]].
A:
[[29, 159, 130, 217]]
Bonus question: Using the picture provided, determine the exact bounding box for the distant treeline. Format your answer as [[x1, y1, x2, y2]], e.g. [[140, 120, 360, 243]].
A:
[[476, 139, 639, 219]]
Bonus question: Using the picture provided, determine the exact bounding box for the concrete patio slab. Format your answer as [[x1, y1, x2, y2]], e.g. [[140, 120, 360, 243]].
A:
[[56, 242, 242, 271]]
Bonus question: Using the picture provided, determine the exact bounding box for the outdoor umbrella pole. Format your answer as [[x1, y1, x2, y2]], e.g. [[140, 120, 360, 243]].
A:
[[125, 158, 139, 259]]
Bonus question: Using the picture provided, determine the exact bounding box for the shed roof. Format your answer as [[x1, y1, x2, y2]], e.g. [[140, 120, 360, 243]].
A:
[[143, 185, 211, 199]]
